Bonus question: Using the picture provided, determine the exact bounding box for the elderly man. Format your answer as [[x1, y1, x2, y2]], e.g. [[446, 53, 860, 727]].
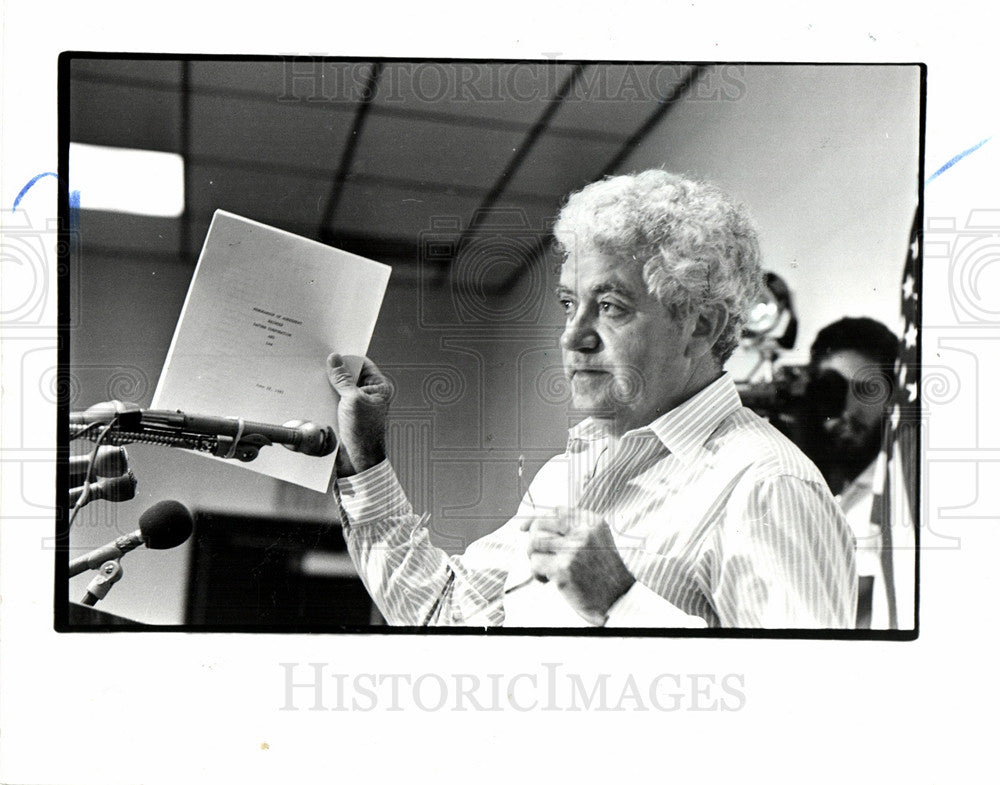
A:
[[327, 170, 856, 628]]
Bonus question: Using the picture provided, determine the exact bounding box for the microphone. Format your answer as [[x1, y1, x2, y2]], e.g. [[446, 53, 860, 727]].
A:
[[70, 402, 337, 458], [138, 410, 337, 456], [69, 471, 138, 507], [69, 500, 194, 577], [69, 446, 129, 485]]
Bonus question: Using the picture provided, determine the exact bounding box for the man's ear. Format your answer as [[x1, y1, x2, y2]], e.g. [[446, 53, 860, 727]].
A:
[[686, 303, 729, 359]]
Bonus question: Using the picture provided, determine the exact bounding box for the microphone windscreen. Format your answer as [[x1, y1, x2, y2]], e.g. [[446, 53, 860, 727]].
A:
[[138, 500, 194, 550], [107, 470, 137, 499], [96, 471, 138, 501]]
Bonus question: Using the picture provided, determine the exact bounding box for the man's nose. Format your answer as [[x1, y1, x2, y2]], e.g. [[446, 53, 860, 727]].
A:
[[561, 308, 600, 352]]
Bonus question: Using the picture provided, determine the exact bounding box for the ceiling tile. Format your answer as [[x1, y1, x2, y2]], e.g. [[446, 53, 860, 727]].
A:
[[185, 162, 333, 231], [70, 58, 183, 86], [504, 134, 623, 198], [349, 113, 523, 187], [188, 92, 356, 173], [75, 210, 182, 256], [549, 63, 689, 136], [189, 60, 370, 103], [70, 78, 181, 152], [330, 181, 484, 240]]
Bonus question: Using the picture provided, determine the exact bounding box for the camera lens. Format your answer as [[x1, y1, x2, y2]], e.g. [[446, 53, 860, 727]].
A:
[[806, 370, 848, 418]]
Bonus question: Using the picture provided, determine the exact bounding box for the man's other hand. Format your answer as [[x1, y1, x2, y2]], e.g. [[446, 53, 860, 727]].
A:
[[326, 354, 392, 478], [521, 508, 636, 626]]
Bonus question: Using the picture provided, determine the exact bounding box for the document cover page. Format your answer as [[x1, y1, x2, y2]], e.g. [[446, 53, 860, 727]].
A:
[[151, 210, 391, 491]]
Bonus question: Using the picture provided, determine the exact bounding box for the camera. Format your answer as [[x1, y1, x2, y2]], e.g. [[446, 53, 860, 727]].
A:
[[737, 364, 849, 430]]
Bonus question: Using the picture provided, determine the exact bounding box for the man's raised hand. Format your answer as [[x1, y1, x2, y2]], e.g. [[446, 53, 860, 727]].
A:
[[326, 354, 393, 477]]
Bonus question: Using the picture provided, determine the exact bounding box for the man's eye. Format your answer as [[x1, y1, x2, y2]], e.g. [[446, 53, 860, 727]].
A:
[[599, 301, 626, 316], [559, 298, 576, 314]]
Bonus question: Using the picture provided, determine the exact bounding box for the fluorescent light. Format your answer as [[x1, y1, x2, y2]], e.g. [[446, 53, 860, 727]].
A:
[[69, 142, 185, 218]]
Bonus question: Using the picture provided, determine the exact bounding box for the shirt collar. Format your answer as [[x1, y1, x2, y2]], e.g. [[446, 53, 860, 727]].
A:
[[567, 373, 743, 463]]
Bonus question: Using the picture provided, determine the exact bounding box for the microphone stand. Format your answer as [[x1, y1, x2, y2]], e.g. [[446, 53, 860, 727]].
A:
[[79, 560, 124, 606]]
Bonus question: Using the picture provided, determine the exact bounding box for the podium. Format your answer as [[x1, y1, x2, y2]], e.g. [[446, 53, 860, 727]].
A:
[[183, 509, 376, 627]]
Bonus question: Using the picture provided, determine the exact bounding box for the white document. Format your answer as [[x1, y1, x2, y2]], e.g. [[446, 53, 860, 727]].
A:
[[151, 210, 391, 492]]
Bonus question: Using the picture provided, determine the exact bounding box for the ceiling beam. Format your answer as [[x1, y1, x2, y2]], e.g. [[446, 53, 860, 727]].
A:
[[467, 63, 588, 232], [421, 64, 587, 287], [317, 62, 383, 237], [596, 63, 709, 176]]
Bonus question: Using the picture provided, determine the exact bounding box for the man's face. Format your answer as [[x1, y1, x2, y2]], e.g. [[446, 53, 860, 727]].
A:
[[816, 349, 887, 462], [557, 249, 696, 433]]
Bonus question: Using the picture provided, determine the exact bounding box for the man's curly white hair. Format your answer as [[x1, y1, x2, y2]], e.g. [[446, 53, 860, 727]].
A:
[[553, 170, 763, 364]]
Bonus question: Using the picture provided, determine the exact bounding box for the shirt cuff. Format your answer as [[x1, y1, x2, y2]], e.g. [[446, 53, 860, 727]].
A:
[[605, 581, 707, 628], [334, 459, 412, 525]]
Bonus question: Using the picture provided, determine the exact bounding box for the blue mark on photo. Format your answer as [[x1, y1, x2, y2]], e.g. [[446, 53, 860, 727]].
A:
[[927, 136, 993, 184], [12, 171, 59, 211], [12, 171, 81, 233]]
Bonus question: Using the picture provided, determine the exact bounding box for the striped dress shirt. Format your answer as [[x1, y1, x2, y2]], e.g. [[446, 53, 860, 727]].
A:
[[335, 373, 857, 628]]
